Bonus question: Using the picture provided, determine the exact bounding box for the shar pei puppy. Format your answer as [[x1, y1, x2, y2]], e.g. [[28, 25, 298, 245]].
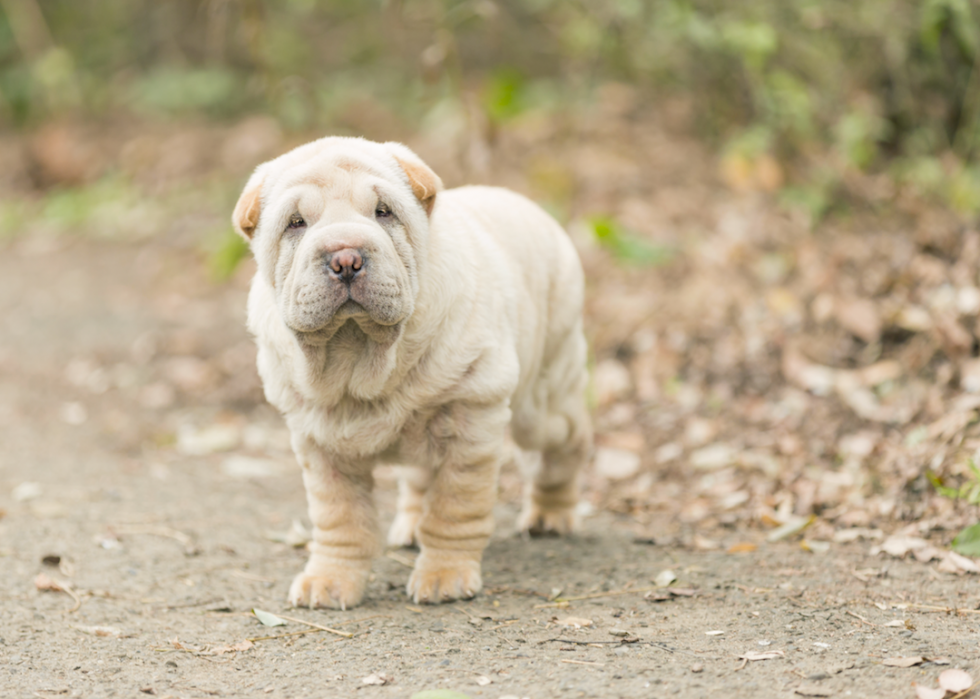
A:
[[232, 137, 592, 609]]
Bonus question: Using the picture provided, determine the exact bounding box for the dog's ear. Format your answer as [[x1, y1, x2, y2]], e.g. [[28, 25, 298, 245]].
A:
[[232, 174, 264, 239], [385, 142, 443, 216]]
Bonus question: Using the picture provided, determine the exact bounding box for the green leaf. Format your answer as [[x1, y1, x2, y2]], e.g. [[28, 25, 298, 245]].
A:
[[208, 228, 251, 282], [409, 692, 472, 699], [927, 471, 961, 500], [252, 608, 288, 627], [952, 523, 980, 557], [586, 215, 673, 267], [482, 68, 527, 124]]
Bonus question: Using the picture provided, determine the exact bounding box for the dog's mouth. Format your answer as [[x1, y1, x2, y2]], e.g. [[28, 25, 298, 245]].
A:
[[291, 301, 404, 347]]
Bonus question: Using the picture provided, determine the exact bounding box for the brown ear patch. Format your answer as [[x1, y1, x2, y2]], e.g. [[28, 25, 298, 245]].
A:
[[232, 179, 263, 238], [393, 155, 442, 215]]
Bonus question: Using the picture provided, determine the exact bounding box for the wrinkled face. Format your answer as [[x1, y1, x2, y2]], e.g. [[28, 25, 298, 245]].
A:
[[245, 146, 432, 346]]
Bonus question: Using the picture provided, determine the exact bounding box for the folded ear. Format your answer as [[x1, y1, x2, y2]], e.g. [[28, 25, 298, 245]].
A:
[[232, 173, 264, 239], [385, 142, 443, 215]]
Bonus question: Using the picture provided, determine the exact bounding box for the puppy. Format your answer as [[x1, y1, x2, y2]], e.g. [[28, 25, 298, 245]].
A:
[[232, 137, 591, 608]]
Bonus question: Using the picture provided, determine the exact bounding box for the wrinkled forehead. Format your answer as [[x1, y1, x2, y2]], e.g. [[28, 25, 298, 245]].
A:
[[269, 144, 405, 201]]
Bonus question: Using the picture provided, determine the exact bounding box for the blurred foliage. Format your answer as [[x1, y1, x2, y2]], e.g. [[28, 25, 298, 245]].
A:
[[931, 459, 980, 557], [2, 0, 980, 211], [929, 460, 980, 506], [953, 522, 980, 556], [587, 215, 673, 266], [206, 227, 251, 281]]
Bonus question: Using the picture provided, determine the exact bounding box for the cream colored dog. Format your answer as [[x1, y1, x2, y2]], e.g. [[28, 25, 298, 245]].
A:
[[232, 137, 591, 609]]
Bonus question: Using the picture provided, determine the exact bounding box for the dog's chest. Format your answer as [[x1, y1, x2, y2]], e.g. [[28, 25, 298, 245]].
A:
[[287, 394, 455, 466]]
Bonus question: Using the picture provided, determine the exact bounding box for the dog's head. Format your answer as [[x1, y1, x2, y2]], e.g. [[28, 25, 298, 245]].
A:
[[233, 137, 442, 345]]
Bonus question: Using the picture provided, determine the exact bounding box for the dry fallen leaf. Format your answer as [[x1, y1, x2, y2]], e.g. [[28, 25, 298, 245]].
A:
[[556, 617, 593, 629], [593, 446, 641, 480], [740, 650, 784, 661], [727, 542, 757, 554], [361, 673, 393, 686], [878, 535, 930, 558], [938, 551, 980, 574], [914, 685, 947, 699], [767, 515, 814, 542], [34, 572, 63, 592], [252, 608, 288, 626], [882, 656, 924, 667], [13, 481, 42, 502], [211, 640, 254, 655], [265, 519, 312, 548], [72, 625, 122, 637], [938, 668, 973, 692]]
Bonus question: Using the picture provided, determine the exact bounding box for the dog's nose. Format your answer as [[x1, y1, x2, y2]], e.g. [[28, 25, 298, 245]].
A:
[[326, 248, 364, 283]]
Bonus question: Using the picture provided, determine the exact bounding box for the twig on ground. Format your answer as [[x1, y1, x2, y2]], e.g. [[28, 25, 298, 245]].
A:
[[385, 551, 416, 568], [450, 605, 482, 621], [165, 597, 226, 610], [230, 570, 275, 583], [248, 628, 323, 642], [489, 619, 520, 631], [273, 613, 354, 638], [533, 585, 660, 608], [35, 573, 81, 613], [247, 614, 389, 643], [560, 659, 604, 666], [951, 677, 980, 699], [114, 525, 198, 554], [903, 603, 980, 616], [62, 582, 81, 613], [846, 610, 876, 627]]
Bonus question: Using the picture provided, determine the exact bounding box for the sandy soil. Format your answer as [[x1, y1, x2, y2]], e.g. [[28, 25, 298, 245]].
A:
[[2, 231, 979, 699]]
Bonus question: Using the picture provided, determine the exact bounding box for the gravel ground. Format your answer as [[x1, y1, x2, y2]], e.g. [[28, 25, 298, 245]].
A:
[[1, 235, 979, 699]]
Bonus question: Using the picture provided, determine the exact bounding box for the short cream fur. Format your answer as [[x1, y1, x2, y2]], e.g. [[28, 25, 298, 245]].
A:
[[233, 137, 592, 608]]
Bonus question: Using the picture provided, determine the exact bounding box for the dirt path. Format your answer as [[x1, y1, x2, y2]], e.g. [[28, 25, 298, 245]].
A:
[[1, 224, 979, 699]]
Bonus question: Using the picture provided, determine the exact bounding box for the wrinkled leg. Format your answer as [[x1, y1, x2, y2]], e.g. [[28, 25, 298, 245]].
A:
[[518, 427, 590, 536], [288, 439, 377, 610], [407, 403, 507, 604], [518, 355, 593, 537], [386, 466, 432, 548]]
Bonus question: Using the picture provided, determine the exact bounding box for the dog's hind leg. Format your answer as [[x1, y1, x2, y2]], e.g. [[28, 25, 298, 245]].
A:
[[387, 465, 432, 548], [516, 326, 592, 536], [517, 411, 591, 536]]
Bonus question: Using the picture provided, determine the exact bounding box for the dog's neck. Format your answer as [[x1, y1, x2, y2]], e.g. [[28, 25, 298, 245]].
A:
[[294, 318, 405, 405]]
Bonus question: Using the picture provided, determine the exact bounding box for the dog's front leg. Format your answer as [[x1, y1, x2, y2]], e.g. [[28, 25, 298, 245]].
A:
[[407, 404, 506, 604], [288, 442, 377, 610]]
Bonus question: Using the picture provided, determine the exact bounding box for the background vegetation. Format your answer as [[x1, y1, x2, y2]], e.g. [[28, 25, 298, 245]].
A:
[[2, 0, 980, 216]]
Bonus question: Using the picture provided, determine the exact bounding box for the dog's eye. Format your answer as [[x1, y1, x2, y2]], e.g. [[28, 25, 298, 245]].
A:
[[287, 214, 306, 230], [375, 202, 392, 219]]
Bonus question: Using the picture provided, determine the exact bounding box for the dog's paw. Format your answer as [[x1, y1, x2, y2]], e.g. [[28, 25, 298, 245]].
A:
[[288, 569, 367, 610], [518, 502, 578, 537], [386, 511, 420, 548], [407, 556, 482, 604]]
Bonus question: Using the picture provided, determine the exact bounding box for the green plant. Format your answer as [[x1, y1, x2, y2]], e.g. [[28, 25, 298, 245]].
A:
[[587, 215, 672, 267], [206, 227, 251, 282], [927, 459, 980, 505], [929, 460, 980, 557]]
